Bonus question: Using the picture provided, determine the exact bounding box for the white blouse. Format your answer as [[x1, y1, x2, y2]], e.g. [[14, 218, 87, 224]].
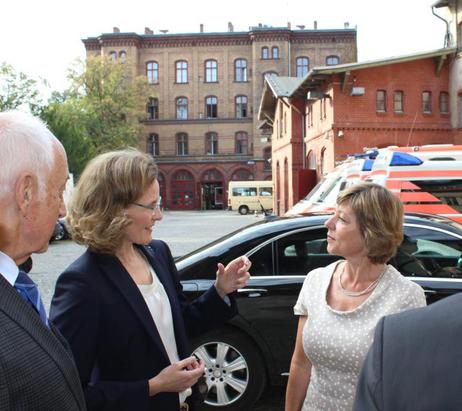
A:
[[137, 266, 192, 403]]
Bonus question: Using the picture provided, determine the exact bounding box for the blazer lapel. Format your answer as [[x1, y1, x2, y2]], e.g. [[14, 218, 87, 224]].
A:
[[93, 252, 170, 361], [140, 244, 190, 358], [0, 276, 85, 409]]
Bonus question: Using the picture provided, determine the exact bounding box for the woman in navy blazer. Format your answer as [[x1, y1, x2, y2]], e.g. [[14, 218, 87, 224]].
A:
[[50, 149, 251, 411]]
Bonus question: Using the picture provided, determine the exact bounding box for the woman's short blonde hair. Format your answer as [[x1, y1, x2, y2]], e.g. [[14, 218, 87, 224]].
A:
[[336, 182, 403, 264], [67, 148, 158, 254]]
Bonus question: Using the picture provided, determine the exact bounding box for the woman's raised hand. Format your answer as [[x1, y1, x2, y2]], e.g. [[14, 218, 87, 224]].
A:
[[214, 255, 251, 297]]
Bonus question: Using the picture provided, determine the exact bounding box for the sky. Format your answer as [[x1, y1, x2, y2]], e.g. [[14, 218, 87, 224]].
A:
[[1, 0, 448, 93]]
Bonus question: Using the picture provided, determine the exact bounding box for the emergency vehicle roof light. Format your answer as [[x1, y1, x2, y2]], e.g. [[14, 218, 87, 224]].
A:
[[389, 152, 423, 166], [353, 150, 379, 160], [362, 159, 374, 171]]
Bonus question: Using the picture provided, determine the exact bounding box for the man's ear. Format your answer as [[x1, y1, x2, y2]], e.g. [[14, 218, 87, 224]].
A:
[[15, 174, 36, 214]]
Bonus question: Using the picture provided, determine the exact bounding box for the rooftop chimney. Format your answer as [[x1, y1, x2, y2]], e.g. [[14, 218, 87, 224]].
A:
[[113, 27, 120, 33], [200, 24, 204, 33], [228, 22, 234, 32], [145, 27, 153, 35], [313, 21, 318, 29], [258, 23, 262, 28], [344, 22, 349, 29], [288, 22, 291, 29]]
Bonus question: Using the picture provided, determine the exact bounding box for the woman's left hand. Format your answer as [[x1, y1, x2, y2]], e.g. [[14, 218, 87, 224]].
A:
[[214, 256, 251, 298]]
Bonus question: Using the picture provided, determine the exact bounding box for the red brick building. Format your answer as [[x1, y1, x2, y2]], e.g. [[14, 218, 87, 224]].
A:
[[259, 48, 458, 215]]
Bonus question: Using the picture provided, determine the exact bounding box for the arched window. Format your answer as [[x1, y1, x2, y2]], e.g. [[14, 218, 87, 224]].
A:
[[296, 57, 309, 77], [176, 133, 188, 156], [119, 51, 126, 62], [176, 97, 188, 120], [147, 134, 159, 156], [205, 96, 218, 118], [235, 132, 249, 154], [232, 168, 254, 180], [205, 59, 218, 82], [262, 71, 278, 86], [326, 55, 340, 66], [146, 98, 159, 120], [234, 59, 248, 82], [376, 90, 387, 112], [205, 132, 218, 155], [439, 92, 449, 114], [175, 60, 188, 83], [261, 47, 269, 59], [422, 91, 432, 113], [174, 170, 193, 181], [272, 46, 279, 59], [146, 61, 159, 84], [235, 95, 248, 118], [109, 51, 117, 62], [394, 90, 404, 113]]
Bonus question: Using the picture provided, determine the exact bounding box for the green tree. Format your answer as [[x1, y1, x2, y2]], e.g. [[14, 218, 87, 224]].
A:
[[0, 62, 45, 114], [43, 56, 152, 176]]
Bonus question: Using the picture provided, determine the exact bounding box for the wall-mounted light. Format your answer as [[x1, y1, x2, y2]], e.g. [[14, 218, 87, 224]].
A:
[[337, 130, 344, 138]]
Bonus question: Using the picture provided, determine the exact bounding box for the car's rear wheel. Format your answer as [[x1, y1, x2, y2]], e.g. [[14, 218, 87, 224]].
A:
[[238, 206, 249, 215], [192, 328, 266, 411]]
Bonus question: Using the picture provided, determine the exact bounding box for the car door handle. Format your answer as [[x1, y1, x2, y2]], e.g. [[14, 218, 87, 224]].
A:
[[237, 288, 268, 297]]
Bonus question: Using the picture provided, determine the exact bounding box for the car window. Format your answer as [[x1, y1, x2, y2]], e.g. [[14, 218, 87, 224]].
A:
[[248, 242, 273, 276], [275, 228, 340, 276], [399, 226, 462, 278]]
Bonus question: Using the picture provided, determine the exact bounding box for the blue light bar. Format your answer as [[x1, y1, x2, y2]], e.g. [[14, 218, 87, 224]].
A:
[[362, 159, 374, 171], [389, 152, 423, 166]]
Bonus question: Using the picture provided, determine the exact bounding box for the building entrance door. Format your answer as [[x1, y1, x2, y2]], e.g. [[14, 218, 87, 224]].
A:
[[202, 183, 223, 210], [171, 170, 195, 210]]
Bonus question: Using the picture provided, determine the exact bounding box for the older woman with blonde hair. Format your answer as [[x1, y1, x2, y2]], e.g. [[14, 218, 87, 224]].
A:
[[50, 148, 251, 411], [285, 182, 426, 411]]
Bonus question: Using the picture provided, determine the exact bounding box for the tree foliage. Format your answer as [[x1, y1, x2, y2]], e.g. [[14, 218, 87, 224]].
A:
[[0, 62, 44, 114], [44, 56, 152, 175]]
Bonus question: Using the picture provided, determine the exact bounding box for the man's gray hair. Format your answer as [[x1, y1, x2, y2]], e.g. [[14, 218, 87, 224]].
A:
[[0, 111, 57, 199]]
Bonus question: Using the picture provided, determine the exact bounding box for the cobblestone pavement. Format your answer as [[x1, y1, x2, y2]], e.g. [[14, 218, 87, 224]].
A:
[[30, 210, 285, 410]]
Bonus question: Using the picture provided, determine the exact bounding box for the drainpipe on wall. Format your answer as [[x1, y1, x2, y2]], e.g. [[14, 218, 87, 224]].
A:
[[288, 98, 307, 168], [432, 5, 453, 47]]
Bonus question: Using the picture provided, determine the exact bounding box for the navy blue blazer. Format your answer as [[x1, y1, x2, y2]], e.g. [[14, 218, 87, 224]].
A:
[[50, 240, 237, 411]]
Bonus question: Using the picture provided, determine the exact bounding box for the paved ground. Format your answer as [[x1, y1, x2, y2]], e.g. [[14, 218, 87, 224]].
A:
[[30, 210, 285, 410]]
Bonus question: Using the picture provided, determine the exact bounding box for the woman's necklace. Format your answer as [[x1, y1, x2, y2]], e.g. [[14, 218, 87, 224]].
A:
[[338, 263, 387, 298]]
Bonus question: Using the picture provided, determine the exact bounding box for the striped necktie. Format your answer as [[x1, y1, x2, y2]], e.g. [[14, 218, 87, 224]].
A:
[[14, 270, 49, 326]]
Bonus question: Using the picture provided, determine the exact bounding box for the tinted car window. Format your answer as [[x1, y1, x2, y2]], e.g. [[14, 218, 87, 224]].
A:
[[248, 242, 273, 276], [401, 225, 462, 278]]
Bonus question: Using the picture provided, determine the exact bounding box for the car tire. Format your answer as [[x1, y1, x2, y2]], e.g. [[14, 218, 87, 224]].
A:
[[52, 224, 65, 241], [192, 328, 266, 411], [238, 206, 249, 215]]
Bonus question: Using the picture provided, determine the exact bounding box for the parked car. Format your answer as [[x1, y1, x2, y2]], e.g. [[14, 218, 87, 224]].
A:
[[177, 213, 462, 411], [50, 218, 69, 242]]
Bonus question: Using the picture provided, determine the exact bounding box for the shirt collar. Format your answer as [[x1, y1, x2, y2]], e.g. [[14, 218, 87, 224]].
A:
[[0, 251, 19, 285]]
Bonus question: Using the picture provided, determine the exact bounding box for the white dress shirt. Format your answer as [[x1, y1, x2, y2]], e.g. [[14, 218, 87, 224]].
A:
[[137, 266, 192, 404], [0, 250, 19, 285]]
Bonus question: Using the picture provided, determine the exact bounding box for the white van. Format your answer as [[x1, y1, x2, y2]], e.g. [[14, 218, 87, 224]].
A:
[[228, 181, 273, 215]]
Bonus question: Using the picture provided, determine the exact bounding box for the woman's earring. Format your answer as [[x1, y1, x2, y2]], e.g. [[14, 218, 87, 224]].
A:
[[123, 210, 128, 217]]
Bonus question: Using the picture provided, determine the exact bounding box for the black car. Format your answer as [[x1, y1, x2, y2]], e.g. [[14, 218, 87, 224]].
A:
[[177, 213, 462, 411], [50, 218, 70, 242]]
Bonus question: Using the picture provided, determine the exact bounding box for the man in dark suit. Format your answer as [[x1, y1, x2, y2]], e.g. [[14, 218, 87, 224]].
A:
[[353, 293, 462, 410], [0, 111, 86, 410]]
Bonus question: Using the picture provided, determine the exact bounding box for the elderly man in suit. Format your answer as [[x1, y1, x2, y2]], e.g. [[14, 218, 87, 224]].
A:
[[0, 111, 86, 410], [353, 293, 462, 410]]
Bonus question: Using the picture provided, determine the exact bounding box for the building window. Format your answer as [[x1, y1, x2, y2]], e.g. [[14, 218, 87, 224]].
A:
[[147, 98, 159, 120], [235, 131, 249, 154], [326, 55, 340, 65], [235, 95, 248, 118], [272, 46, 279, 59], [119, 51, 126, 62], [176, 97, 188, 120], [205, 132, 218, 155], [262, 71, 278, 86], [175, 60, 188, 83], [176, 133, 188, 155], [422, 91, 432, 113], [261, 47, 269, 59], [146, 61, 159, 84], [393, 91, 404, 113], [234, 58, 248, 82], [232, 168, 253, 180], [458, 94, 462, 127], [205, 59, 218, 82], [147, 133, 159, 156], [205, 96, 218, 118], [439, 92, 449, 114], [376, 90, 387, 112], [109, 51, 117, 62], [296, 57, 309, 77], [263, 147, 271, 171]]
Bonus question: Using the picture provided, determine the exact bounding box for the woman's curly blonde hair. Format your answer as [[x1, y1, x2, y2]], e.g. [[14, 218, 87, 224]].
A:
[[336, 182, 404, 264], [67, 148, 158, 254]]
